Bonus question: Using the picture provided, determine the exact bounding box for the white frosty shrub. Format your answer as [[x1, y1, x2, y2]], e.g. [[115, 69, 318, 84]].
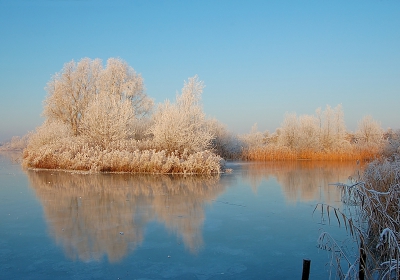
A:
[[239, 123, 266, 149], [383, 129, 400, 158], [272, 105, 349, 154], [149, 76, 213, 154], [26, 121, 71, 151], [0, 134, 31, 151], [316, 105, 347, 151], [207, 118, 242, 159], [296, 115, 320, 152], [356, 115, 384, 148], [23, 121, 72, 168], [277, 113, 299, 149], [80, 94, 135, 149]]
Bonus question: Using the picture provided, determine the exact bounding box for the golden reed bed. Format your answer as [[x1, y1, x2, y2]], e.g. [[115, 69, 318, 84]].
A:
[[241, 145, 381, 161]]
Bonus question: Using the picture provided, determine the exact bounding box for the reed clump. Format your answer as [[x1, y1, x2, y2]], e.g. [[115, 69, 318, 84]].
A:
[[317, 149, 400, 278], [23, 139, 223, 175], [241, 145, 382, 161], [358, 158, 400, 234]]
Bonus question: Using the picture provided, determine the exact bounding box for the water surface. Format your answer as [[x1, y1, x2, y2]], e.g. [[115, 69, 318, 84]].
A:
[[0, 153, 362, 279]]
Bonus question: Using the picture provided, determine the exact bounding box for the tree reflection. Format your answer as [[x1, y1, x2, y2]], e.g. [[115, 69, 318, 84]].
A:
[[26, 171, 229, 262], [24, 161, 362, 263], [241, 161, 363, 206], [0, 151, 23, 163]]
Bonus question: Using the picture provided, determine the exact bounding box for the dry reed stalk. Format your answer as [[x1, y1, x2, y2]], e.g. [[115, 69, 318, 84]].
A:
[[242, 145, 382, 161], [23, 145, 224, 175], [317, 157, 400, 279]]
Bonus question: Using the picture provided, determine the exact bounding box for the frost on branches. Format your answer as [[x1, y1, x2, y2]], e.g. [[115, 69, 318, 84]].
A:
[[23, 58, 224, 174], [149, 76, 213, 155], [240, 105, 386, 161]]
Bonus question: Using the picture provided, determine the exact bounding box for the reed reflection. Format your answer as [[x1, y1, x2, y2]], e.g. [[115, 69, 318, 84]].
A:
[[241, 161, 362, 206], [26, 171, 229, 262]]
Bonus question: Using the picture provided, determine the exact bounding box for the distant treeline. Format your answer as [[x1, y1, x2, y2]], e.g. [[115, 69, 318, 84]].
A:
[[240, 105, 400, 161], [1, 58, 399, 173]]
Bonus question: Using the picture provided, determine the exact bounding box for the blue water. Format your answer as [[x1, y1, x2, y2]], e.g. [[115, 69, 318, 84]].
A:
[[0, 153, 361, 279]]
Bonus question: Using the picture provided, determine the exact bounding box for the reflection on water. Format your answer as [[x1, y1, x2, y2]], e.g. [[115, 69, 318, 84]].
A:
[[239, 161, 362, 206], [26, 171, 230, 262], [0, 151, 23, 164], [25, 160, 362, 265]]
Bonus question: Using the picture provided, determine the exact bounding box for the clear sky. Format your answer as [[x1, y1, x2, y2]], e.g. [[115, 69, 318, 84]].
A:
[[0, 0, 399, 142]]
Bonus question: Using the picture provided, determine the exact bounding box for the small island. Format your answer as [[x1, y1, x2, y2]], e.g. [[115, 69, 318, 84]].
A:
[[21, 58, 224, 174]]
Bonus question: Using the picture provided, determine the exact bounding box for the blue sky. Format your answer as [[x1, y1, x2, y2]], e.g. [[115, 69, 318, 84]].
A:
[[0, 0, 399, 142]]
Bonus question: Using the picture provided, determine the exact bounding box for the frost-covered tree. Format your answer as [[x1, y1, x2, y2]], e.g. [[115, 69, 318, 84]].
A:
[[277, 114, 319, 152], [98, 58, 153, 117], [319, 105, 334, 149], [43, 58, 153, 137], [296, 115, 319, 152], [149, 76, 213, 154], [24, 65, 224, 173], [256, 104, 351, 159], [332, 105, 347, 144], [356, 115, 384, 146], [206, 118, 241, 159], [383, 129, 400, 157], [44, 58, 102, 136], [239, 123, 266, 148], [0, 134, 31, 151], [80, 93, 135, 148], [316, 104, 347, 151], [278, 113, 298, 149]]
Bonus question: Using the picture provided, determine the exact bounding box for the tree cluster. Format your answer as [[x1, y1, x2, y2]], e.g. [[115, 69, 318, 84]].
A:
[[17, 57, 393, 172], [23, 58, 226, 174], [43, 58, 152, 140], [240, 105, 388, 160]]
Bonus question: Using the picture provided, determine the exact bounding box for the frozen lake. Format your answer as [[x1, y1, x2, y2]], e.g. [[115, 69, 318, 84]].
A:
[[0, 152, 361, 279]]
